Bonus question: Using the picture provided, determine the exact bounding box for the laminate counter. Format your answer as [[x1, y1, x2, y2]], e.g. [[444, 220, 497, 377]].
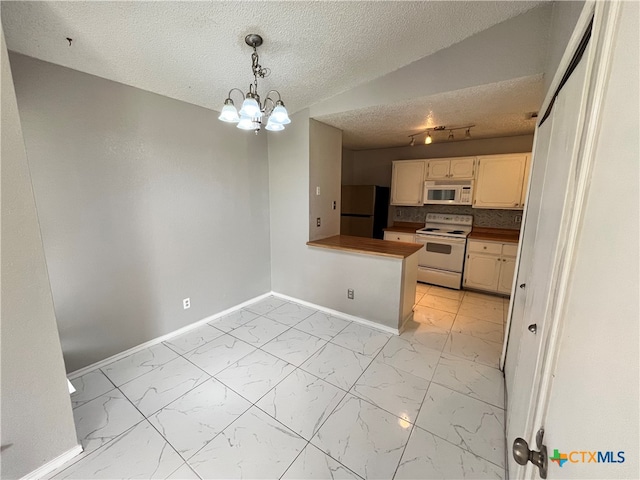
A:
[[307, 235, 422, 259], [382, 222, 424, 234], [468, 227, 520, 243]]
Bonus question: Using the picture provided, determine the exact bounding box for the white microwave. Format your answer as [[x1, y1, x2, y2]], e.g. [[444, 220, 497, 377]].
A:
[[423, 180, 473, 205]]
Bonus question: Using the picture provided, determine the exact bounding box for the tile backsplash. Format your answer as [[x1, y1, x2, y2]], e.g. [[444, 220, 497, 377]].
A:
[[393, 205, 522, 230]]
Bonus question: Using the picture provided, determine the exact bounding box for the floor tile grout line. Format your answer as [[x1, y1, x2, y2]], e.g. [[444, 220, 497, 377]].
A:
[[276, 438, 312, 480], [427, 377, 506, 412], [98, 343, 180, 389], [428, 357, 505, 411], [410, 421, 507, 471], [450, 322, 506, 344], [391, 420, 419, 479], [177, 399, 253, 466], [52, 416, 153, 478], [166, 461, 202, 480], [71, 372, 118, 409], [161, 324, 227, 356], [438, 340, 502, 370]]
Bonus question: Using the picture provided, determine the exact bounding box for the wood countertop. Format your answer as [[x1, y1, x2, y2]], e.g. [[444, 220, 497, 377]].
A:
[[383, 222, 424, 234], [307, 235, 422, 259], [468, 227, 520, 243]]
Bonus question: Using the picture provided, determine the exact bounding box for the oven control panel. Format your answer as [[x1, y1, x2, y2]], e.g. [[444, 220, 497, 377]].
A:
[[425, 213, 473, 226]]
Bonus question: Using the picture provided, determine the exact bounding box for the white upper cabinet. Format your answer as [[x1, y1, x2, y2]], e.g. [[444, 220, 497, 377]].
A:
[[426, 157, 476, 180], [473, 153, 530, 209], [390, 160, 426, 206], [426, 159, 450, 179]]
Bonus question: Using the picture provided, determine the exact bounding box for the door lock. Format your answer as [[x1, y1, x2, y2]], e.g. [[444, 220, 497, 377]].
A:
[[519, 283, 526, 289], [528, 323, 537, 334], [513, 428, 548, 479]]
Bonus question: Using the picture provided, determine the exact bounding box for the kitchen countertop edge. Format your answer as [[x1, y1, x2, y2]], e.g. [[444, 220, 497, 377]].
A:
[[468, 227, 520, 243], [307, 235, 422, 259], [383, 222, 424, 234]]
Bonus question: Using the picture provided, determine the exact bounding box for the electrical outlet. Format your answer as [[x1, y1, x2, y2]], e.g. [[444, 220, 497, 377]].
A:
[[347, 289, 354, 300], [316, 186, 321, 196], [515, 214, 522, 223], [183, 298, 191, 309], [317, 217, 321, 227], [332, 201, 336, 210]]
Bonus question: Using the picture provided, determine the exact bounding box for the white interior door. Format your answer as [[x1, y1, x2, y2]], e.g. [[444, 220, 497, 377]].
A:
[[535, 4, 639, 478], [504, 33, 591, 478]]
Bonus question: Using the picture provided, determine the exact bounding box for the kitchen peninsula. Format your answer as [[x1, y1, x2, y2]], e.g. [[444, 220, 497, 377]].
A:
[[307, 235, 421, 333]]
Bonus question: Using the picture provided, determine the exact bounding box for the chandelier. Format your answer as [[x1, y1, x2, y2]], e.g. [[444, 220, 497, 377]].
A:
[[218, 34, 290, 133]]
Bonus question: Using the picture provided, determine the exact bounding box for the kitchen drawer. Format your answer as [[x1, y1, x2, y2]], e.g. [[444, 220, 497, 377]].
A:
[[467, 240, 502, 255], [384, 231, 415, 243], [502, 244, 518, 257]]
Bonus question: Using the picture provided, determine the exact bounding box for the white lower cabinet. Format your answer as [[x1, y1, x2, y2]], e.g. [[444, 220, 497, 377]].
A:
[[497, 257, 517, 294], [383, 231, 416, 243], [464, 240, 517, 295]]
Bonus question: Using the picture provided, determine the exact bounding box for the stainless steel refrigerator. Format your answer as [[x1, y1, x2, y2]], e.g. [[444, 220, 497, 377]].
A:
[[340, 185, 390, 239]]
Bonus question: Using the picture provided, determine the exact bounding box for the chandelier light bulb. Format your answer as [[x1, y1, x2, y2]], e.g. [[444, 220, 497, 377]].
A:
[[239, 97, 262, 118], [236, 116, 256, 130], [425, 132, 432, 145], [218, 100, 240, 123], [265, 120, 285, 131], [269, 104, 291, 124]]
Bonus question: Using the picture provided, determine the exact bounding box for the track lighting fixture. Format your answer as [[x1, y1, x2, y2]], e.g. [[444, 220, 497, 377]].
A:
[[408, 124, 475, 146]]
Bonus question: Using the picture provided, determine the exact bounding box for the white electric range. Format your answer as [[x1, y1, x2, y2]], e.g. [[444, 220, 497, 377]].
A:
[[414, 213, 473, 290]]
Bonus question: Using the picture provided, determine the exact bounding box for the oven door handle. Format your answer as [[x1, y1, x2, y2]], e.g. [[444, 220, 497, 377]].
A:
[[415, 235, 467, 245]]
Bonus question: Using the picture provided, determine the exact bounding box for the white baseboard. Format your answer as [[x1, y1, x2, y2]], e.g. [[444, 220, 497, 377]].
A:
[[68, 290, 398, 380], [21, 444, 83, 480], [271, 291, 400, 336], [68, 292, 272, 379]]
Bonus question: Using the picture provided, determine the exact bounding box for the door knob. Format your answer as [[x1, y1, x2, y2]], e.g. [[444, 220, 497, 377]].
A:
[[528, 323, 537, 334], [519, 283, 526, 289], [513, 429, 548, 478]]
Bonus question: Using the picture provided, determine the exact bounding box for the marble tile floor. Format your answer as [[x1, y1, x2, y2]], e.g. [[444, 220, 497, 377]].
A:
[[56, 288, 508, 479]]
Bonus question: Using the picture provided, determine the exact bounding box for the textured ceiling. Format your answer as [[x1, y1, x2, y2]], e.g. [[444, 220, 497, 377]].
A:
[[2, 0, 545, 117], [317, 75, 545, 150]]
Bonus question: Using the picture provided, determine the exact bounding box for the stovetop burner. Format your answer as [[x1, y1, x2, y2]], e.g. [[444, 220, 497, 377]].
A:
[[415, 213, 473, 239]]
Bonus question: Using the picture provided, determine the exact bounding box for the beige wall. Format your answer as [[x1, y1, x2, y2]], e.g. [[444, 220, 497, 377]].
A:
[[1, 32, 78, 479], [10, 53, 272, 372], [543, 1, 586, 94], [269, 111, 406, 328], [309, 119, 342, 241]]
